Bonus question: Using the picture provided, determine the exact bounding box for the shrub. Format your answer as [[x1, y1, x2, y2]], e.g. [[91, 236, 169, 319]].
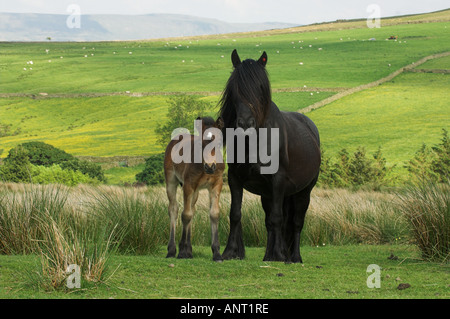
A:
[[406, 129, 449, 183], [318, 147, 393, 189], [2, 142, 106, 185], [10, 141, 74, 167], [155, 95, 210, 148], [0, 146, 33, 183], [60, 159, 106, 183], [317, 149, 347, 188], [135, 153, 165, 185], [31, 164, 100, 186]]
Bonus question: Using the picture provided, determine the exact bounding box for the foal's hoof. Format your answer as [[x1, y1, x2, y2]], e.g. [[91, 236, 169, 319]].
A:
[[166, 251, 176, 258]]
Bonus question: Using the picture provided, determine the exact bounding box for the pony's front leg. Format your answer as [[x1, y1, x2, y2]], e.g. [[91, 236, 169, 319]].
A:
[[178, 186, 194, 259], [263, 176, 287, 262], [209, 182, 223, 262], [222, 169, 245, 260]]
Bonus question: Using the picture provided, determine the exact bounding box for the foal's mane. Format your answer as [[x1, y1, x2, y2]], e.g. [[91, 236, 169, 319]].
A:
[[218, 55, 272, 133]]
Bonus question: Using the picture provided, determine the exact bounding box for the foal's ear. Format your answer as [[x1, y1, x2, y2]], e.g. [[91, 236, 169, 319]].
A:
[[258, 51, 268, 67], [231, 49, 241, 68], [216, 117, 224, 130]]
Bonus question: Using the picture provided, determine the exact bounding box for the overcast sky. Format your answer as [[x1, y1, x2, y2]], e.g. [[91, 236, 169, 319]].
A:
[[1, 0, 449, 24]]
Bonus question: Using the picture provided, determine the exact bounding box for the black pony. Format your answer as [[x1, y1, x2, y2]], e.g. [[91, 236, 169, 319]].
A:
[[219, 49, 321, 262]]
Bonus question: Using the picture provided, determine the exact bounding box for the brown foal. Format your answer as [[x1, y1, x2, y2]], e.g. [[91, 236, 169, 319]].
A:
[[164, 117, 224, 261]]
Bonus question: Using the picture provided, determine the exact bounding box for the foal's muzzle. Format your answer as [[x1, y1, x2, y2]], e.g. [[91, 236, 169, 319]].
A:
[[204, 163, 216, 174]]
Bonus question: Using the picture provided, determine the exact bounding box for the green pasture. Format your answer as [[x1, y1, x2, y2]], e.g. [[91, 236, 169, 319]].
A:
[[418, 54, 450, 69], [0, 245, 448, 299], [0, 91, 332, 157], [105, 163, 146, 185], [1, 21, 449, 94], [308, 71, 450, 166], [0, 11, 449, 183]]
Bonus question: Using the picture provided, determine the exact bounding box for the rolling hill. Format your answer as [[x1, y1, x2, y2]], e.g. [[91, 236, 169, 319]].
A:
[[0, 12, 296, 41]]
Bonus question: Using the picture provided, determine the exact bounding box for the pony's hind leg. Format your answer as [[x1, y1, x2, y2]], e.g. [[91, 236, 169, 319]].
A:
[[289, 177, 318, 263], [166, 175, 179, 258], [209, 182, 223, 262], [178, 185, 195, 259]]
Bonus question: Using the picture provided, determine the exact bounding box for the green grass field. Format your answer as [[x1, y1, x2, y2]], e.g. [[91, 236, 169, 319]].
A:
[[0, 13, 449, 191], [308, 71, 450, 165], [1, 245, 448, 299], [0, 92, 334, 158], [1, 11, 449, 173], [1, 20, 449, 93]]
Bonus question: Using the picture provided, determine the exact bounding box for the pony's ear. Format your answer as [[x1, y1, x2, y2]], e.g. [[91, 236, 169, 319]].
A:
[[216, 117, 224, 130], [258, 51, 268, 67], [231, 49, 241, 68], [196, 116, 202, 120]]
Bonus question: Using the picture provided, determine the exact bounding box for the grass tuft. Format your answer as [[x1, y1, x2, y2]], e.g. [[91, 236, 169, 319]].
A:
[[397, 179, 450, 261]]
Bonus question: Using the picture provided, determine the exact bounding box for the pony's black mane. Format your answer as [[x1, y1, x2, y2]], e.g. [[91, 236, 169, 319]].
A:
[[199, 116, 215, 127], [219, 58, 272, 133]]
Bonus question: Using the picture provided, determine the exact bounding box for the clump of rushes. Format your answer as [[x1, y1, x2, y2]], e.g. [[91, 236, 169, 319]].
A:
[[87, 186, 167, 255], [0, 184, 117, 290], [32, 211, 117, 290], [0, 184, 68, 254], [397, 179, 449, 262]]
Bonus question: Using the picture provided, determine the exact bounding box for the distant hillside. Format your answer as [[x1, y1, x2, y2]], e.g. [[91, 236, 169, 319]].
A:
[[0, 12, 296, 41]]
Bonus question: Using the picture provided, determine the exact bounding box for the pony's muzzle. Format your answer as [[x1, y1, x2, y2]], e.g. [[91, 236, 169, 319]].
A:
[[204, 162, 216, 174], [236, 117, 256, 131]]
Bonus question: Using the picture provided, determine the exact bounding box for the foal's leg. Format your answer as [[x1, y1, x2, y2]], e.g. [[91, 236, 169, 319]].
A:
[[209, 181, 223, 262], [166, 176, 179, 258], [178, 185, 194, 259]]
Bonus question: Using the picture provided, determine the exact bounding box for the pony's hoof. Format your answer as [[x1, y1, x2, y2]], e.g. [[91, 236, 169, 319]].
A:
[[222, 251, 245, 260], [222, 243, 245, 260], [177, 252, 193, 259]]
